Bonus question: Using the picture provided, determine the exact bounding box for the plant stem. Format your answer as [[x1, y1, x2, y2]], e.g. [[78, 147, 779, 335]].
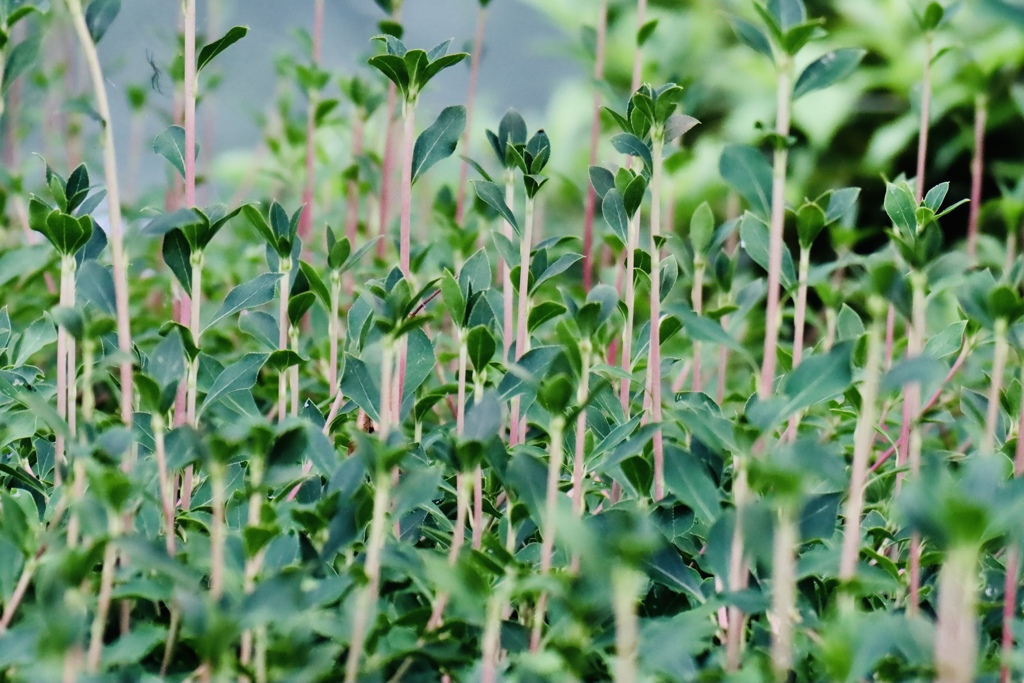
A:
[[55, 258, 70, 485], [87, 516, 120, 672], [572, 339, 592, 516], [454, 3, 488, 224], [329, 271, 341, 394], [501, 170, 516, 366], [691, 255, 705, 393], [838, 297, 884, 590], [153, 414, 176, 556], [935, 544, 979, 683], [1000, 374, 1024, 683], [184, 0, 196, 208], [180, 249, 204, 510], [209, 461, 226, 601], [982, 317, 1009, 456], [278, 262, 291, 424], [906, 270, 926, 614], [346, 113, 364, 248], [581, 0, 608, 292], [612, 565, 642, 683], [0, 555, 37, 633], [530, 414, 565, 652], [915, 33, 933, 202], [344, 468, 392, 683], [510, 196, 536, 444], [966, 94, 987, 262], [620, 213, 639, 417], [427, 468, 470, 630], [784, 245, 811, 438], [770, 504, 797, 682], [725, 461, 748, 671], [298, 0, 325, 244], [760, 57, 792, 399], [290, 324, 300, 416], [399, 100, 415, 278], [66, 0, 134, 440], [376, 0, 402, 260], [647, 135, 665, 500], [631, 0, 647, 92]]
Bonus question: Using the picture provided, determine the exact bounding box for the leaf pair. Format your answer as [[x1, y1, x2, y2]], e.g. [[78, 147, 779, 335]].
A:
[[244, 201, 303, 260], [368, 36, 468, 104], [591, 166, 647, 247]]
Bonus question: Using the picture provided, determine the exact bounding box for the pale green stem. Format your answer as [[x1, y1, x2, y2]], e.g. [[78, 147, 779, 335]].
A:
[[329, 271, 341, 394], [838, 297, 885, 588], [935, 545, 979, 683], [572, 339, 592, 516], [760, 57, 792, 399], [87, 514, 120, 672], [344, 469, 392, 683], [770, 504, 797, 682], [510, 195, 536, 444], [612, 565, 643, 683], [691, 256, 705, 393], [982, 317, 1009, 457], [647, 134, 665, 500], [530, 414, 565, 652]]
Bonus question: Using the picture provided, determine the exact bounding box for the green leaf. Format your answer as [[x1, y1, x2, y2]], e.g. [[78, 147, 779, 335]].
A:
[[740, 213, 795, 288], [531, 254, 581, 295], [767, 0, 807, 30], [690, 202, 714, 253], [720, 144, 772, 217], [590, 166, 615, 200], [529, 301, 567, 333], [152, 125, 192, 181], [472, 180, 518, 234], [611, 133, 653, 173], [197, 26, 248, 73], [203, 273, 280, 333], [884, 181, 918, 237], [824, 187, 861, 225], [14, 315, 55, 366], [85, 0, 120, 44], [440, 269, 465, 326], [200, 353, 268, 415], [2, 34, 39, 95], [637, 18, 659, 46], [920, 1, 945, 30], [663, 114, 699, 143], [664, 445, 721, 523], [298, 261, 331, 308], [142, 208, 205, 237], [162, 229, 192, 296], [340, 353, 380, 423], [367, 53, 409, 98], [466, 325, 496, 372], [412, 105, 466, 185], [601, 189, 629, 246], [729, 15, 774, 61], [792, 49, 866, 100]]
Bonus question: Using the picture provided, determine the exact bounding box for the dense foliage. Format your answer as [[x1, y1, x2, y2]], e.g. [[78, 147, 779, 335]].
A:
[[1, 0, 1024, 681]]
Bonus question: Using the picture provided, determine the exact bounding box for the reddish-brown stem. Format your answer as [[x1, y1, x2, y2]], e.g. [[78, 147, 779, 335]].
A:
[[346, 116, 365, 241], [631, 0, 647, 92], [869, 336, 969, 473], [399, 102, 415, 278], [0, 554, 36, 634], [454, 4, 488, 224], [966, 94, 987, 262], [915, 34, 932, 202], [581, 0, 608, 292], [619, 214, 639, 416], [298, 0, 325, 245], [184, 0, 196, 208], [378, 84, 398, 258]]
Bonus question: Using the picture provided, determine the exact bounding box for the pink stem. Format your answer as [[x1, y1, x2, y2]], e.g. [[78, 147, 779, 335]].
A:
[[915, 35, 932, 202], [631, 0, 647, 92], [454, 4, 488, 224], [298, 0, 325, 245], [581, 0, 608, 292], [966, 94, 986, 262], [378, 85, 398, 258]]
